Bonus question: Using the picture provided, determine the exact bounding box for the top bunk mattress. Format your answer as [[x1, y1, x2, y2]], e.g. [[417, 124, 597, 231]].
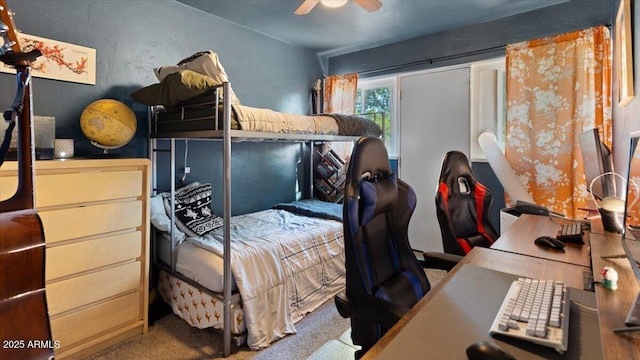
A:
[[131, 50, 380, 139], [151, 101, 382, 139]]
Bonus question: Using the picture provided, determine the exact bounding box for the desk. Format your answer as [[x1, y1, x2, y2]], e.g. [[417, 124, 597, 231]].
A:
[[362, 215, 640, 360], [362, 251, 596, 360], [491, 214, 591, 268], [590, 232, 640, 359]]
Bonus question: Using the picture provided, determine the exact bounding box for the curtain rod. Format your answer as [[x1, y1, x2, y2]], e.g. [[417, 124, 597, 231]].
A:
[[357, 24, 612, 77], [358, 45, 506, 77]]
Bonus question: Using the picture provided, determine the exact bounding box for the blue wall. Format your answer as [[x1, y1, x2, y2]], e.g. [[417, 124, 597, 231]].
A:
[[328, 0, 610, 228], [0, 0, 324, 159], [1, 0, 613, 217], [328, 0, 610, 76], [0, 0, 325, 213], [153, 140, 311, 215]]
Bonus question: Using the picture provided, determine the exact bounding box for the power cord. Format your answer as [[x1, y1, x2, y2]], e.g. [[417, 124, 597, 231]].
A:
[[180, 139, 190, 185]]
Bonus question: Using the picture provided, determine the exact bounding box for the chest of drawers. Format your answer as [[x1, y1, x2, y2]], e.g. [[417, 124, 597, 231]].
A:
[[0, 158, 150, 359]]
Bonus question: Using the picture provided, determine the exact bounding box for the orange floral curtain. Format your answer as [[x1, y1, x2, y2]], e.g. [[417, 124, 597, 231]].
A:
[[323, 73, 358, 114], [505, 26, 611, 218]]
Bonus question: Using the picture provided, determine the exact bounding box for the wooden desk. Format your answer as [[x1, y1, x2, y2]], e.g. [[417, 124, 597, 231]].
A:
[[590, 232, 640, 359], [491, 214, 591, 268], [363, 247, 589, 360], [362, 217, 640, 360]]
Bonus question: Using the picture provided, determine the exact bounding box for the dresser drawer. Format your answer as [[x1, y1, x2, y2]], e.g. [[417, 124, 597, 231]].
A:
[[46, 261, 141, 316], [39, 200, 142, 244], [51, 292, 140, 352], [46, 231, 142, 281], [0, 170, 143, 207]]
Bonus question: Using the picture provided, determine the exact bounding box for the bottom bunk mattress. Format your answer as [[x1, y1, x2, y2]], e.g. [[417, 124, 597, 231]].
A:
[[151, 196, 345, 350]]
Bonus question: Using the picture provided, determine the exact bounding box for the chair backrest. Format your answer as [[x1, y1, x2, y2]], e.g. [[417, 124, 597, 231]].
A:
[[435, 150, 498, 255], [343, 136, 430, 350]]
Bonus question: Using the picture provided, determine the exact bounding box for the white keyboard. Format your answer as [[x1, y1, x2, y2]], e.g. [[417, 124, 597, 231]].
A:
[[490, 278, 570, 354]]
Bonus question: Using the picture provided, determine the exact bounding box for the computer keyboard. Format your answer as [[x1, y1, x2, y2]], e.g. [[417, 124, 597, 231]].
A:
[[490, 278, 570, 354], [557, 223, 584, 244]]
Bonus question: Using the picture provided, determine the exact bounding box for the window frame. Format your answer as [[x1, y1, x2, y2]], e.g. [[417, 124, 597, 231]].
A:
[[356, 76, 399, 157]]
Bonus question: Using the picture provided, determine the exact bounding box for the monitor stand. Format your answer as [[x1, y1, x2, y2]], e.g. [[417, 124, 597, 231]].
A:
[[614, 292, 640, 334]]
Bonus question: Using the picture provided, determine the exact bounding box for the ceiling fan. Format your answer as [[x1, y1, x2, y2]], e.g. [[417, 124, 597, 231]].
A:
[[294, 0, 382, 15]]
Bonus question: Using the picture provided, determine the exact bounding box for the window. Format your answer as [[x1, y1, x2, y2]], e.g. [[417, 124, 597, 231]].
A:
[[355, 77, 398, 156]]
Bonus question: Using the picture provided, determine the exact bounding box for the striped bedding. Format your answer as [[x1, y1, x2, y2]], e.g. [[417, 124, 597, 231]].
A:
[[170, 203, 345, 350]]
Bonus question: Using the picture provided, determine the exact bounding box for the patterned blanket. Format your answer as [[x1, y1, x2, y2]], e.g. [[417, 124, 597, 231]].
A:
[[186, 207, 345, 350]]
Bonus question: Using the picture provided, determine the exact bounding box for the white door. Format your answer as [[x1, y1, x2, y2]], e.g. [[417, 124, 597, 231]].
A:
[[399, 67, 470, 252]]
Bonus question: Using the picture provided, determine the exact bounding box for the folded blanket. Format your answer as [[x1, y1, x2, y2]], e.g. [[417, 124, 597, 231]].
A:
[[327, 113, 382, 137], [272, 198, 342, 222]]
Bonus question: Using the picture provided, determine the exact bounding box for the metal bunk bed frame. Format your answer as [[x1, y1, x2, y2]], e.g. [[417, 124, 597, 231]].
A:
[[148, 82, 362, 356]]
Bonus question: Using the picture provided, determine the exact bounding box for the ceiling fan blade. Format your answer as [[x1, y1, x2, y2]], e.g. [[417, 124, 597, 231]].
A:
[[353, 0, 383, 12], [294, 0, 320, 15]]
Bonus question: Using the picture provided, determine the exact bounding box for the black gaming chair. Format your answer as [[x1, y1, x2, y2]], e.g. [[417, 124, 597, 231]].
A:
[[334, 137, 460, 359], [435, 150, 499, 256]]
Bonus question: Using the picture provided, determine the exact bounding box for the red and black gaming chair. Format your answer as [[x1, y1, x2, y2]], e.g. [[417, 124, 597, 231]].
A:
[[435, 150, 498, 256], [334, 137, 460, 359]]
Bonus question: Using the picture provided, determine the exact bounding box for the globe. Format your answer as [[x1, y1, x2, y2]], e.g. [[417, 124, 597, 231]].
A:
[[80, 99, 137, 154]]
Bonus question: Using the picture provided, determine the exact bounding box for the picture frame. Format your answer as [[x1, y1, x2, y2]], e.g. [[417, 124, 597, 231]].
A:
[[616, 0, 634, 107], [0, 33, 96, 85]]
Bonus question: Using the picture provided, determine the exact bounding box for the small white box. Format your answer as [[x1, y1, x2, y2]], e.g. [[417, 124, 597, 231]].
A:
[[54, 139, 74, 158], [500, 208, 520, 235]]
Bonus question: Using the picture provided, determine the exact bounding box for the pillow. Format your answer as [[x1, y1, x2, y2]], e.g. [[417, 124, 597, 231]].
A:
[[154, 50, 241, 106], [131, 70, 218, 107], [150, 194, 186, 244], [163, 182, 224, 237], [359, 173, 398, 225]]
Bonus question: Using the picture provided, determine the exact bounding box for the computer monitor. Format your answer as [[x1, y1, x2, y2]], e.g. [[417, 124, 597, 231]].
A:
[[580, 128, 616, 200], [619, 130, 640, 332]]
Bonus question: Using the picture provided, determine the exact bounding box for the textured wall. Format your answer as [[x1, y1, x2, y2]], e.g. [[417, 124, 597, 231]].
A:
[[0, 0, 324, 213], [329, 0, 611, 76], [0, 0, 324, 158], [328, 0, 611, 226]]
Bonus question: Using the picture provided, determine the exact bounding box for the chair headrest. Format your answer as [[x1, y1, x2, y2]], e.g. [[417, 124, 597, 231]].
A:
[[345, 137, 398, 233], [438, 151, 476, 195], [345, 137, 393, 200]]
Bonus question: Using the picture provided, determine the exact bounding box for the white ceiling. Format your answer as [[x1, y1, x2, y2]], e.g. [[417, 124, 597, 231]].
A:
[[175, 0, 569, 57]]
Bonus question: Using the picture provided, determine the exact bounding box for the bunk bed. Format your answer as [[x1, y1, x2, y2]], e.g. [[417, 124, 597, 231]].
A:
[[148, 82, 382, 356]]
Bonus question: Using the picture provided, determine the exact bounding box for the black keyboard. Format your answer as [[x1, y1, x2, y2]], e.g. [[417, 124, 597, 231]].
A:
[[556, 223, 584, 244]]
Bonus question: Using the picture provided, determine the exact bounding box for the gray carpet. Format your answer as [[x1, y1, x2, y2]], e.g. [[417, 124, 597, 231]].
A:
[[86, 269, 446, 360]]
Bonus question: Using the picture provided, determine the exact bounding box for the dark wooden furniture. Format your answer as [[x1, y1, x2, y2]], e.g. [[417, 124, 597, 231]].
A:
[[361, 215, 640, 360], [491, 214, 591, 268]]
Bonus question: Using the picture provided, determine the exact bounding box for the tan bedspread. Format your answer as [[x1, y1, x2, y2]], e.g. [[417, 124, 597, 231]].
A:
[[232, 104, 339, 134]]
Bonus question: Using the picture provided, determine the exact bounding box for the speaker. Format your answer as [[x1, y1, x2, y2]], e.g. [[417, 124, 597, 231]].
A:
[[0, 115, 55, 160]]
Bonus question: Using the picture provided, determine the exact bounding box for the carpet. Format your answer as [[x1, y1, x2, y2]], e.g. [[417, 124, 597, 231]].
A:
[[86, 269, 446, 360]]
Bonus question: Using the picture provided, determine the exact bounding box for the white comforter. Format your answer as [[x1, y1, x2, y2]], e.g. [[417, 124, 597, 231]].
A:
[[187, 209, 345, 350]]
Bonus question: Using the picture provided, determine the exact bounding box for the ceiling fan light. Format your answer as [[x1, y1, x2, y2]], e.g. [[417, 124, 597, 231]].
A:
[[321, 0, 348, 8]]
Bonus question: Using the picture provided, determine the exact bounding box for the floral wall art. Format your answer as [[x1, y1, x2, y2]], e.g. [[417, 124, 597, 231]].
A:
[[1, 33, 96, 85]]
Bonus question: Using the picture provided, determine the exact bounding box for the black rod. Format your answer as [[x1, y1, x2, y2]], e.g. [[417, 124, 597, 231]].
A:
[[359, 45, 506, 76]]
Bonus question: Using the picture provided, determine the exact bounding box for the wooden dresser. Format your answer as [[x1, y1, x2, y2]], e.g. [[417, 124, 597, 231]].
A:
[[0, 158, 150, 359]]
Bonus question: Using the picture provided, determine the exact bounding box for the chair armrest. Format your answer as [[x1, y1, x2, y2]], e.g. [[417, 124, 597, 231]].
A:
[[421, 251, 462, 271], [335, 292, 409, 329]]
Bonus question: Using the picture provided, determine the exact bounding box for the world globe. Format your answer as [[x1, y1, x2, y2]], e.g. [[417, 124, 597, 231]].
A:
[[80, 99, 137, 156]]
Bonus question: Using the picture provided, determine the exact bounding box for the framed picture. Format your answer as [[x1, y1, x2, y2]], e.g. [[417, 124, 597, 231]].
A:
[[616, 0, 634, 107], [0, 33, 96, 85]]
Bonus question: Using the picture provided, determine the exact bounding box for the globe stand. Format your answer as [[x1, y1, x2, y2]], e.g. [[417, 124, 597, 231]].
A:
[[86, 141, 123, 159]]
